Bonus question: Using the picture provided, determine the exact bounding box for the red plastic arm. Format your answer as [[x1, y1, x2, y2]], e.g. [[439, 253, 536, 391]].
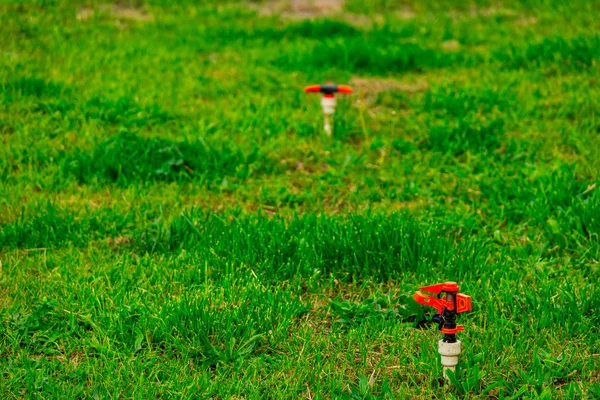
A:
[[304, 84, 353, 95], [414, 282, 472, 314], [304, 85, 322, 93], [413, 291, 446, 313], [418, 282, 460, 294]]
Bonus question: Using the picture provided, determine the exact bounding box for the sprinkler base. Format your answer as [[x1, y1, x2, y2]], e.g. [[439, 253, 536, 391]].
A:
[[438, 340, 462, 381], [321, 96, 336, 135]]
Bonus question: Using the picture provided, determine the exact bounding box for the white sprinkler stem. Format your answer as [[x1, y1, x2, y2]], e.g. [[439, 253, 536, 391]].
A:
[[320, 96, 336, 136], [438, 340, 462, 381]]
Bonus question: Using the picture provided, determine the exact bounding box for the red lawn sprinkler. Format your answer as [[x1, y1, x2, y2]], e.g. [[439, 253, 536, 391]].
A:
[[304, 83, 353, 136], [414, 282, 472, 382]]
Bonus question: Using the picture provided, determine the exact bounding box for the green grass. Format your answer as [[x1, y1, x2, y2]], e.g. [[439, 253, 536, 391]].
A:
[[1, 0, 599, 398]]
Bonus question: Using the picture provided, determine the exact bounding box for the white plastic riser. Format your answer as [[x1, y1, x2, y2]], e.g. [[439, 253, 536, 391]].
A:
[[320, 96, 336, 115], [320, 97, 336, 135], [438, 340, 462, 381]]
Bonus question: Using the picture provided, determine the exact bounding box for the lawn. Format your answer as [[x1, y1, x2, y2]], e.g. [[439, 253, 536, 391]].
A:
[[0, 0, 599, 398]]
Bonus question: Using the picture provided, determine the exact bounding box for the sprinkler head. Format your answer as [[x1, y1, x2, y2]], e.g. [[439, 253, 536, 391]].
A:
[[414, 282, 472, 341], [304, 84, 354, 97], [414, 282, 472, 382], [304, 83, 353, 135]]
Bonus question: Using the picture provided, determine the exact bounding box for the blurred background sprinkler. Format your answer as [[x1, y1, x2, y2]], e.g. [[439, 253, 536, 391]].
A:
[[304, 83, 353, 135], [414, 282, 472, 383]]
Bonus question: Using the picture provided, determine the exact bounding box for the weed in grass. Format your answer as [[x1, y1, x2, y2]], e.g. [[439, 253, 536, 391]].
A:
[[161, 281, 309, 368], [374, 90, 411, 110], [4, 77, 175, 129], [478, 164, 599, 251], [78, 96, 174, 129], [421, 84, 512, 154], [275, 36, 462, 74], [344, 0, 414, 14], [285, 19, 361, 39], [0, 203, 142, 249], [497, 34, 600, 70], [63, 131, 273, 186], [1, 77, 71, 101], [3, 297, 92, 355], [145, 210, 482, 281], [428, 116, 504, 154], [391, 138, 418, 155], [184, 19, 361, 48], [423, 84, 512, 118], [329, 292, 423, 328]]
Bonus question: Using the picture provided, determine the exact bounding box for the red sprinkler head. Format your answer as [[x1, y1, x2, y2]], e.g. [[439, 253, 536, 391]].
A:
[[414, 282, 472, 340], [304, 83, 353, 98], [414, 281, 472, 382], [304, 83, 353, 135]]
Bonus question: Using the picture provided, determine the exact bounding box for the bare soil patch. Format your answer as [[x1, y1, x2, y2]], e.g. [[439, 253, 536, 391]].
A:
[[259, 0, 344, 18], [77, 3, 154, 22], [350, 77, 429, 95]]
